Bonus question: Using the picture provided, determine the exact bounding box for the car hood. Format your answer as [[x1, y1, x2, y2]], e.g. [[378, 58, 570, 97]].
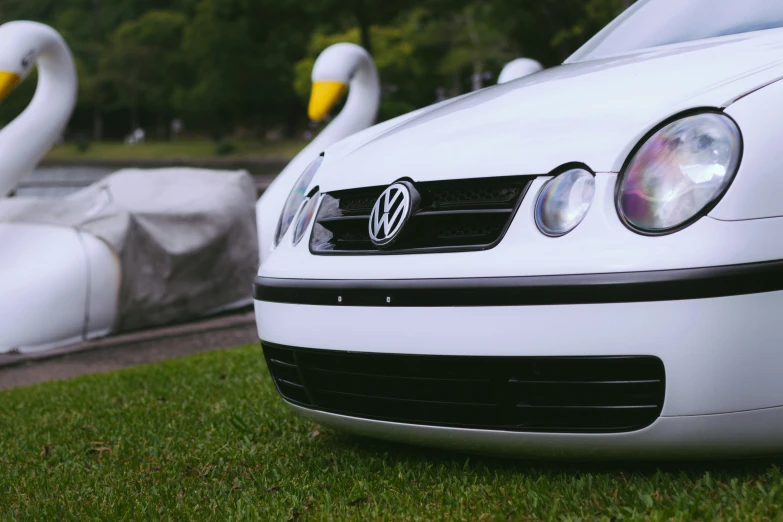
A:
[[320, 28, 783, 191]]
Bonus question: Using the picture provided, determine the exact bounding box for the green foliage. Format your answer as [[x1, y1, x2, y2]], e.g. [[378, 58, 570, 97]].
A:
[[213, 140, 236, 156], [294, 13, 429, 121], [0, 0, 633, 139], [102, 10, 188, 134], [75, 139, 90, 153], [2, 344, 783, 520], [552, 0, 629, 54]]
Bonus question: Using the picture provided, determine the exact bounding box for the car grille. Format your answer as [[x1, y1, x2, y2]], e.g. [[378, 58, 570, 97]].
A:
[[310, 176, 533, 254], [263, 343, 666, 433]]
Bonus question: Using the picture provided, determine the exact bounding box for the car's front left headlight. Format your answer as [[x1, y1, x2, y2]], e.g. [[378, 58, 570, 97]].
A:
[[616, 112, 742, 234], [274, 155, 323, 246]]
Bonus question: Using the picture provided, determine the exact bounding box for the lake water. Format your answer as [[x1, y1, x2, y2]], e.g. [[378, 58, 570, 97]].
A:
[[17, 166, 116, 197], [17, 164, 278, 198]]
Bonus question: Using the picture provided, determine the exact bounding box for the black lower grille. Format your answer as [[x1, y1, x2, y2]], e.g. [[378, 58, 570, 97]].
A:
[[310, 176, 532, 254], [263, 343, 665, 433]]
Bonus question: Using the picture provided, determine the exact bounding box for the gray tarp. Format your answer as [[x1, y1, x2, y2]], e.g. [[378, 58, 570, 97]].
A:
[[0, 168, 258, 332]]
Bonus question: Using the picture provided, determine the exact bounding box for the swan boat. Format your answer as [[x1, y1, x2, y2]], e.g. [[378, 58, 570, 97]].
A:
[[0, 21, 258, 353]]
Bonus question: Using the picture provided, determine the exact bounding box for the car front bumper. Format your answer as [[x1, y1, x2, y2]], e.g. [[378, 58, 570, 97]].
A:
[[291, 403, 783, 460], [254, 265, 783, 458]]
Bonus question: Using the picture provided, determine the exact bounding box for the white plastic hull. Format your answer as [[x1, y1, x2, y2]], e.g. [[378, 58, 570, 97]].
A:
[[0, 223, 118, 353]]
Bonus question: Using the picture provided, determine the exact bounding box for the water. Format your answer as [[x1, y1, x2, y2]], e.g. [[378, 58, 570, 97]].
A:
[[16, 164, 279, 198], [17, 166, 115, 197]]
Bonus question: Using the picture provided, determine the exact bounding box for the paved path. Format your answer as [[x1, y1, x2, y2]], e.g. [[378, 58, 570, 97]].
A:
[[0, 312, 258, 390]]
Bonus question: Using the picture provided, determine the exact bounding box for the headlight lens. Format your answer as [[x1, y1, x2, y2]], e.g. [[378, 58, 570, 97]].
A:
[[535, 168, 595, 237], [274, 155, 323, 246], [617, 112, 741, 233], [293, 192, 320, 245]]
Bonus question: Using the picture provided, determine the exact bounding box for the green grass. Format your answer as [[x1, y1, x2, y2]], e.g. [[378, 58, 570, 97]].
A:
[[45, 140, 306, 161], [2, 345, 783, 521]]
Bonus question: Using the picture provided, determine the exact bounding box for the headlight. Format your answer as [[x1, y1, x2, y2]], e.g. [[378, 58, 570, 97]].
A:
[[293, 192, 320, 245], [274, 155, 323, 246], [617, 112, 742, 234], [535, 168, 595, 237]]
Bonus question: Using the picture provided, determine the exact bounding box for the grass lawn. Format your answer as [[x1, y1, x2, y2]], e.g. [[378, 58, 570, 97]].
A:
[[45, 140, 307, 161], [2, 345, 783, 521]]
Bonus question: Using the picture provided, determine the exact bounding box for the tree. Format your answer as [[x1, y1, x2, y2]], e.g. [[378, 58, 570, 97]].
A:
[[176, 0, 314, 138], [0, 0, 632, 141], [102, 10, 187, 137]]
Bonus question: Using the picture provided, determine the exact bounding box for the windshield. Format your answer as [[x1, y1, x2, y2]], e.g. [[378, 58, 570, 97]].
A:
[[569, 0, 783, 63]]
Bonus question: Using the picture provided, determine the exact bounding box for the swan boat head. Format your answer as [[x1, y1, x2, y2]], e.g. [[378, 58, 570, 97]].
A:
[[497, 58, 544, 84], [256, 42, 380, 264], [307, 42, 379, 124], [0, 21, 77, 198]]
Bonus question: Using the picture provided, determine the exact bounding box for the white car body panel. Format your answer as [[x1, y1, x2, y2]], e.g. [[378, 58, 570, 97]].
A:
[[0, 223, 118, 353], [712, 79, 783, 220], [316, 28, 783, 193]]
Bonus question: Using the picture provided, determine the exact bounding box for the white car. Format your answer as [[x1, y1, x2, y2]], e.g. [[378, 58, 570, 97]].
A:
[[254, 0, 783, 459]]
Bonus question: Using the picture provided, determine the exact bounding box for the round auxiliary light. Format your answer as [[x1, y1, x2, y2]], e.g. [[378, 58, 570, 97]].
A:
[[274, 155, 323, 246], [293, 192, 320, 245], [535, 168, 595, 237], [617, 112, 742, 234]]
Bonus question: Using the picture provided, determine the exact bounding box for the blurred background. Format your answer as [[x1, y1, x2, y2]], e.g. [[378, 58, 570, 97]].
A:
[[0, 0, 632, 165]]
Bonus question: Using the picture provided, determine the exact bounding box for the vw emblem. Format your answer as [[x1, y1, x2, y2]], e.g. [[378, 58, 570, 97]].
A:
[[369, 181, 418, 247]]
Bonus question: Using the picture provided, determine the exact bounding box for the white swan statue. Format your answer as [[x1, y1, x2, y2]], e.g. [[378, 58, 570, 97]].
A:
[[497, 58, 544, 84], [0, 21, 258, 353], [256, 43, 380, 264]]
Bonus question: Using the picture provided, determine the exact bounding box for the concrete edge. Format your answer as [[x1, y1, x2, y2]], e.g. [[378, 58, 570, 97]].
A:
[[0, 311, 258, 370]]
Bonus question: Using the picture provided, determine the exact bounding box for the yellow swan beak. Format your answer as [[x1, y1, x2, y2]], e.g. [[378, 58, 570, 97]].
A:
[[308, 81, 348, 121], [0, 71, 21, 102]]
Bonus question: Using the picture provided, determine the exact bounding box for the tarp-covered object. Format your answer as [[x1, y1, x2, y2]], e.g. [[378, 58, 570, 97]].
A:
[[0, 168, 258, 332]]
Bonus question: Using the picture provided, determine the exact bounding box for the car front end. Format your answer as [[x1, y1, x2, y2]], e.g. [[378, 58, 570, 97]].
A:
[[254, 3, 783, 459]]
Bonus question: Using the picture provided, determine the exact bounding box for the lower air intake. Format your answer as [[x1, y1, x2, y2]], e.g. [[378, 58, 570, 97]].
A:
[[263, 343, 665, 434]]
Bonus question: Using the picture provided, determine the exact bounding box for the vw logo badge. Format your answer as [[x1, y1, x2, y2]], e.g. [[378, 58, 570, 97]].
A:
[[369, 181, 418, 247]]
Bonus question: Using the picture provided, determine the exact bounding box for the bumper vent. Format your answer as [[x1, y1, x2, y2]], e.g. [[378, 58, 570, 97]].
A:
[[310, 176, 532, 254], [263, 343, 665, 434]]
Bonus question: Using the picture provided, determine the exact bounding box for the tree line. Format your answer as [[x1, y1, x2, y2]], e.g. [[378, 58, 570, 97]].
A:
[[0, 0, 632, 142]]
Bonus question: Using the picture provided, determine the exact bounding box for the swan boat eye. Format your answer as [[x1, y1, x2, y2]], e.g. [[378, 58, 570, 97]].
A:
[[21, 51, 35, 69]]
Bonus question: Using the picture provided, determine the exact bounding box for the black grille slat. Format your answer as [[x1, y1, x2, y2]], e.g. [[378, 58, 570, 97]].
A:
[[509, 380, 662, 407], [269, 358, 297, 369], [319, 389, 495, 407], [510, 379, 662, 384], [415, 209, 514, 218], [264, 346, 312, 406], [267, 362, 301, 384], [278, 378, 306, 390], [263, 344, 666, 433], [310, 176, 532, 255], [308, 369, 494, 404], [516, 404, 659, 410], [317, 393, 504, 428], [317, 215, 369, 225]]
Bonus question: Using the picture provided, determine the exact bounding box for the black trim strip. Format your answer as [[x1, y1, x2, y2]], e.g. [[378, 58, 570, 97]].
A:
[[254, 259, 783, 307]]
